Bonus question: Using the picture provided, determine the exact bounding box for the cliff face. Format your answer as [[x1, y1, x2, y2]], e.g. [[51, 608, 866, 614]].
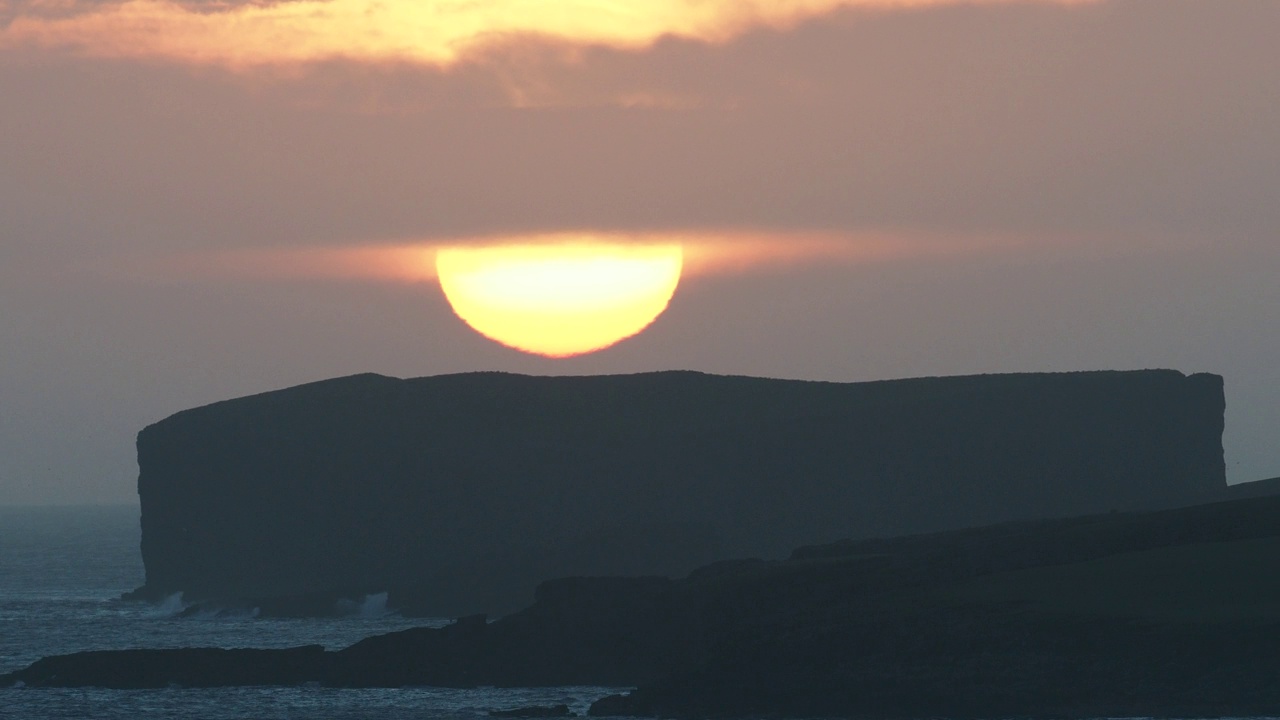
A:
[[134, 370, 1226, 615]]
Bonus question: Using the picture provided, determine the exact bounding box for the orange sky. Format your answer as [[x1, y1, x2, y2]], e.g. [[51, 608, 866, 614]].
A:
[[2, 0, 1097, 67], [129, 230, 1039, 286]]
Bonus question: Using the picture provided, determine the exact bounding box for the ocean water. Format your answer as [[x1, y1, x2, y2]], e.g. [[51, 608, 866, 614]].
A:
[[0, 505, 628, 719]]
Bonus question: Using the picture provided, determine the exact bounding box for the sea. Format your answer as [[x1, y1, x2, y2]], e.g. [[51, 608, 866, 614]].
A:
[[0, 505, 629, 719]]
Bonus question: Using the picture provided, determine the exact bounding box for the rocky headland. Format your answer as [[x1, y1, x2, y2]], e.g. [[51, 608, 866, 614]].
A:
[[128, 369, 1227, 616], [7, 492, 1280, 718]]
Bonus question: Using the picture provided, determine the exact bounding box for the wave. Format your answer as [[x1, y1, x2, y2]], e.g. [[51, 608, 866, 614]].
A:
[[151, 591, 187, 617], [335, 591, 390, 618]]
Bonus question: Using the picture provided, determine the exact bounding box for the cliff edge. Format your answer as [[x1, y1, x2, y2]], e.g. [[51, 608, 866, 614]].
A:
[[132, 369, 1226, 615]]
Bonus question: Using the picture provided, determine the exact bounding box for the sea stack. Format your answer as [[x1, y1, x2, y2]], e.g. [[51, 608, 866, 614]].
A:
[[132, 370, 1226, 616]]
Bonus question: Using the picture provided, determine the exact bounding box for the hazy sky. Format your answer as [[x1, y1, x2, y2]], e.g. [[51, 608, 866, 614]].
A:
[[1, 0, 1277, 504]]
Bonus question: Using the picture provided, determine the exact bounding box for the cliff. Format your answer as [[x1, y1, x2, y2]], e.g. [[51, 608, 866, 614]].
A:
[[131, 369, 1227, 615]]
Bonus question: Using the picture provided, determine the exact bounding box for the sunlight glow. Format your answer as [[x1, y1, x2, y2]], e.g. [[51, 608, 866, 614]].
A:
[[136, 229, 1032, 360], [1, 0, 1099, 68], [145, 230, 1025, 285], [435, 241, 683, 358]]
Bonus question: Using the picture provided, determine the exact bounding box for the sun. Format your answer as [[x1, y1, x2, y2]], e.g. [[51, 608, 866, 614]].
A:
[[435, 241, 684, 358]]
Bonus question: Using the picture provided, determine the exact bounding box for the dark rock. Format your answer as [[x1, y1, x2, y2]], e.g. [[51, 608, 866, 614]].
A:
[[452, 613, 488, 631], [132, 369, 1228, 616], [1, 646, 326, 689]]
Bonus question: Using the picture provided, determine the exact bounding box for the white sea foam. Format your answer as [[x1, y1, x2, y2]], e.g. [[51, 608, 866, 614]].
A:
[[359, 592, 390, 618], [152, 591, 187, 617], [336, 591, 391, 617]]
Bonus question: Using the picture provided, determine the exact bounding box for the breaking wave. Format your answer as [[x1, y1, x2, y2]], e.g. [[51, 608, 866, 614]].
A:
[[151, 591, 187, 617], [335, 592, 390, 617]]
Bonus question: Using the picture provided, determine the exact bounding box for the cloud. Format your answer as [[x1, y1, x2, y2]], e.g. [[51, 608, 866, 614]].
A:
[[0, 0, 1275, 269], [1, 0, 1095, 67]]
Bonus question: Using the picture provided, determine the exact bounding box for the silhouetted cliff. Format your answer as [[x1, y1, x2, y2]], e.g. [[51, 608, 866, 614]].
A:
[[131, 370, 1226, 615]]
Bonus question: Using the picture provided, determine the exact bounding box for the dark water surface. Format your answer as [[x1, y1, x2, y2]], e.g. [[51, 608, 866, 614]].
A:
[[0, 505, 626, 718]]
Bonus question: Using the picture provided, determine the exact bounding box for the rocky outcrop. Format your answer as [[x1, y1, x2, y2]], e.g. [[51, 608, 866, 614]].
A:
[[2, 646, 326, 689], [131, 370, 1227, 616]]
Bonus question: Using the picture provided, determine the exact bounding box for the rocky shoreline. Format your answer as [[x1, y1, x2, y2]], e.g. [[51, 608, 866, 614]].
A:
[[6, 493, 1280, 718]]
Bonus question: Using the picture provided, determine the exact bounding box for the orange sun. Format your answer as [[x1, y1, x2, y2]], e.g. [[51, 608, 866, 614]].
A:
[[435, 241, 683, 357]]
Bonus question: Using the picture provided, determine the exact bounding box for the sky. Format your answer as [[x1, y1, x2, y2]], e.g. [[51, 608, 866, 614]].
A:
[[1, 0, 1277, 504]]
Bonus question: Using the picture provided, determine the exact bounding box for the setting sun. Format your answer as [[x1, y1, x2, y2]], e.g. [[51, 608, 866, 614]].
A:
[[435, 241, 683, 358]]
